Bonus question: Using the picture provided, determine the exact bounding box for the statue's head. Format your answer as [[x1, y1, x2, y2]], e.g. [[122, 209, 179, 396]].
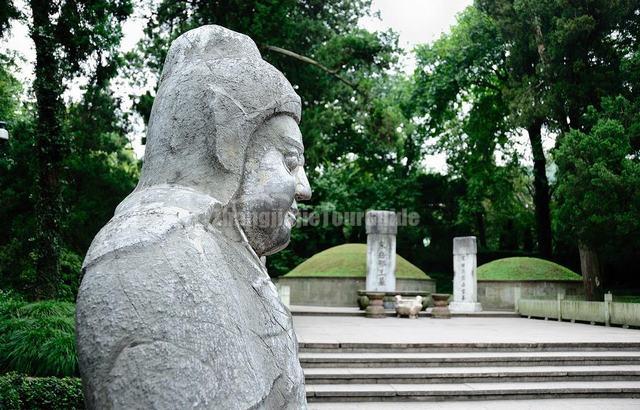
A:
[[138, 25, 311, 256]]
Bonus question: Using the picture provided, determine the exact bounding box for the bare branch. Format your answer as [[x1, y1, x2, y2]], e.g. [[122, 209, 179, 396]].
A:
[[262, 44, 361, 93]]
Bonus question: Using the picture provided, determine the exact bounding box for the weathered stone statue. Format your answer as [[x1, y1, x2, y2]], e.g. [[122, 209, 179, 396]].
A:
[[76, 25, 311, 409]]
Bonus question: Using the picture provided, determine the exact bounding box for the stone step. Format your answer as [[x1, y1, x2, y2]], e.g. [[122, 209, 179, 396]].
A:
[[303, 365, 640, 384], [299, 341, 640, 353], [307, 398, 640, 409], [305, 381, 640, 402], [300, 351, 640, 368]]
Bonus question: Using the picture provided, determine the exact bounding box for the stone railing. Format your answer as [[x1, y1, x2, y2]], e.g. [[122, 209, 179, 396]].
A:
[[518, 293, 640, 328]]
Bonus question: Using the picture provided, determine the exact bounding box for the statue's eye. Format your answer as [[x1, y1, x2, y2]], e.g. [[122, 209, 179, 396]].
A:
[[285, 155, 299, 172]]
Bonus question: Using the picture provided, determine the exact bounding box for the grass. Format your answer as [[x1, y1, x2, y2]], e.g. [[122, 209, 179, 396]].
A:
[[477, 257, 582, 281], [613, 295, 640, 304], [0, 293, 78, 377], [285, 243, 430, 280]]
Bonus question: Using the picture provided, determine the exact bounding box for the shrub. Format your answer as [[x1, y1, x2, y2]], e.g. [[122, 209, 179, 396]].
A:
[[0, 294, 78, 377], [0, 373, 84, 410], [0, 372, 21, 409]]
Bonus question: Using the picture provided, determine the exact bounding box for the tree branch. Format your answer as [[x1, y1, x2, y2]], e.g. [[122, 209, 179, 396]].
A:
[[262, 44, 361, 93]]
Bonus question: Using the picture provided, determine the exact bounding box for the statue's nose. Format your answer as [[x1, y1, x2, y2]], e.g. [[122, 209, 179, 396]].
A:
[[295, 168, 312, 201]]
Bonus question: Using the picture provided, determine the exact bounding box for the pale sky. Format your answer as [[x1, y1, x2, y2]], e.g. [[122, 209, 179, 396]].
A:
[[362, 0, 473, 73], [2, 0, 473, 169]]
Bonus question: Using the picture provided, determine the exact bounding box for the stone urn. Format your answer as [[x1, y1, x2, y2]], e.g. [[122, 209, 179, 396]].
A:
[[395, 295, 423, 319], [365, 292, 386, 318], [357, 290, 370, 310], [431, 293, 451, 319]]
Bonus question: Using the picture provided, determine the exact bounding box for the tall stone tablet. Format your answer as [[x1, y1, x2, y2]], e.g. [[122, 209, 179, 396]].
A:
[[449, 236, 483, 313], [76, 25, 311, 409], [365, 210, 397, 292]]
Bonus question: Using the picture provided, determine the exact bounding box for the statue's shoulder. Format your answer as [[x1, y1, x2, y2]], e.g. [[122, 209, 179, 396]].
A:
[[83, 185, 220, 269]]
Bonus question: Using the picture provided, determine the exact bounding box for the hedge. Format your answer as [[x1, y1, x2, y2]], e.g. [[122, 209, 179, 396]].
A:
[[0, 373, 83, 410]]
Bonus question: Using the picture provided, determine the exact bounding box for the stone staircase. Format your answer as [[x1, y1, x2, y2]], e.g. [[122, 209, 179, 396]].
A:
[[300, 342, 640, 402]]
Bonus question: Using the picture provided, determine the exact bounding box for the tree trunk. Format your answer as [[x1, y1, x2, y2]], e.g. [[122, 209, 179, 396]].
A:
[[30, 0, 64, 299], [578, 242, 603, 301], [527, 119, 553, 258], [475, 211, 487, 249]]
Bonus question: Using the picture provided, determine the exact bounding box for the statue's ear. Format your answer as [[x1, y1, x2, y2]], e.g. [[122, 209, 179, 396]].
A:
[[207, 84, 251, 175]]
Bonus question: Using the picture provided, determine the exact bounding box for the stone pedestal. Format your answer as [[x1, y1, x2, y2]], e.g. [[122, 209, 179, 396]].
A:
[[431, 293, 451, 319], [449, 236, 483, 313], [365, 210, 397, 293], [365, 292, 386, 318]]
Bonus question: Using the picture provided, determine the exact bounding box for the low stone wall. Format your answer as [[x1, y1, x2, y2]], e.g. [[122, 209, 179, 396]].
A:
[[478, 280, 584, 310], [519, 294, 640, 327], [275, 277, 436, 307]]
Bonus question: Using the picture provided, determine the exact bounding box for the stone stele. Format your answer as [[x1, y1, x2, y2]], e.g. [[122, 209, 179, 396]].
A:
[[449, 236, 483, 313], [365, 210, 397, 292], [76, 25, 311, 409]]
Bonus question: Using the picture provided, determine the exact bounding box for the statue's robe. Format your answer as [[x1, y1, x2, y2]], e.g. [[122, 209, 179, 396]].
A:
[[76, 185, 306, 409]]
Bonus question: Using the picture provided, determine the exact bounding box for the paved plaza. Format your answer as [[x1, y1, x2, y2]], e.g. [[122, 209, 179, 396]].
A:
[[294, 315, 640, 345]]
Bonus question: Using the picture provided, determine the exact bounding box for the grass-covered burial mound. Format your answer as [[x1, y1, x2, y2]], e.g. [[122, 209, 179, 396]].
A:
[[476, 257, 583, 309], [285, 243, 430, 279], [477, 257, 581, 281], [279, 244, 434, 307]]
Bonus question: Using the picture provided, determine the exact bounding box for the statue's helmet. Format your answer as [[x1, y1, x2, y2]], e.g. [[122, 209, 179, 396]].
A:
[[137, 25, 302, 204]]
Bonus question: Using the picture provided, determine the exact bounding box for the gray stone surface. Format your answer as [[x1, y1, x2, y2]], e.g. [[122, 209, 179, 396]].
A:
[[450, 236, 482, 312], [305, 381, 640, 400], [478, 280, 583, 310], [308, 399, 640, 410], [293, 315, 640, 345], [275, 277, 435, 307], [365, 211, 397, 292], [76, 25, 310, 409]]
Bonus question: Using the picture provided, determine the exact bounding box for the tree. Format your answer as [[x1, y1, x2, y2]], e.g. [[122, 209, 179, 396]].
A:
[[0, 0, 133, 299], [0, 56, 36, 295], [471, 0, 555, 257], [478, 0, 640, 264], [555, 97, 640, 299], [412, 7, 534, 251]]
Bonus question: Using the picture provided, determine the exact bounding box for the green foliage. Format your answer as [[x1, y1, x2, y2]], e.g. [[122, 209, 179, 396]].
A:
[[0, 373, 83, 410], [0, 372, 21, 409], [0, 0, 135, 299], [477, 257, 581, 281], [285, 243, 430, 280], [0, 0, 19, 37], [0, 294, 78, 377], [57, 249, 83, 302], [0, 54, 21, 121], [614, 295, 640, 304], [555, 96, 640, 249], [0, 4, 139, 299], [412, 6, 534, 251]]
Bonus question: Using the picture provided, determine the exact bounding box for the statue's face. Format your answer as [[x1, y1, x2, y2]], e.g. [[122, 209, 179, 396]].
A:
[[236, 115, 311, 256]]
